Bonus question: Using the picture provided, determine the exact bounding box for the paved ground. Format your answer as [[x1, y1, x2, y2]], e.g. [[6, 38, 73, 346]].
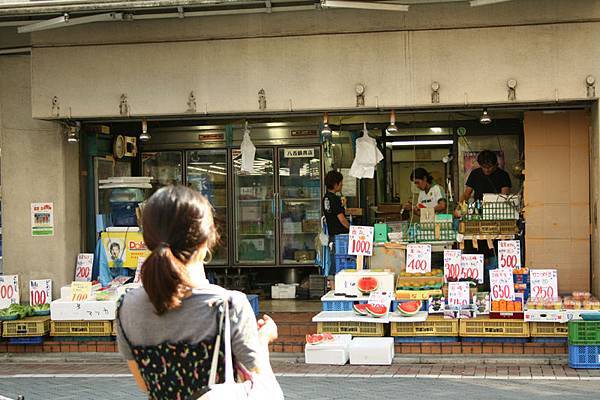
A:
[[1, 357, 600, 399]]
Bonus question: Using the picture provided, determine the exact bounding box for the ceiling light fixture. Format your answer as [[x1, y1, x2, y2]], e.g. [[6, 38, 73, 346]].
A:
[[430, 127, 443, 133], [66, 122, 81, 143], [321, 0, 409, 12], [321, 112, 332, 138], [387, 140, 453, 147], [139, 119, 151, 141], [479, 108, 492, 125], [386, 110, 398, 134], [470, 0, 512, 6]]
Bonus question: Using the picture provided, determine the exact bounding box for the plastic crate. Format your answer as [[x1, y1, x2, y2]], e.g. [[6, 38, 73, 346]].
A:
[[334, 234, 349, 255], [568, 345, 600, 369], [532, 337, 567, 343], [246, 294, 260, 316], [112, 320, 117, 336], [317, 321, 385, 337], [394, 336, 458, 343], [409, 222, 456, 242], [568, 321, 600, 345], [461, 337, 529, 343], [335, 255, 356, 272], [458, 317, 530, 337], [8, 336, 44, 345], [50, 320, 113, 337], [322, 300, 367, 312], [531, 322, 568, 337], [458, 220, 518, 235], [2, 316, 50, 337], [391, 315, 458, 337]]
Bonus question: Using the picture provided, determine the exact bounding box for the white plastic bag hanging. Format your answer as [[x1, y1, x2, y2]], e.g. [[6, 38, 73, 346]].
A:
[[240, 122, 256, 173], [349, 122, 384, 179]]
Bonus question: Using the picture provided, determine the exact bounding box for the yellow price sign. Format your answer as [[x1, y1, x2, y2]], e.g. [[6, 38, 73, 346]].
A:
[[71, 281, 92, 302]]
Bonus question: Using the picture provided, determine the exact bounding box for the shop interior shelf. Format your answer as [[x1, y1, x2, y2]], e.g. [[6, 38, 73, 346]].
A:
[[530, 322, 568, 337], [568, 321, 600, 345], [458, 317, 530, 338], [391, 315, 459, 337], [2, 316, 50, 338], [317, 321, 385, 337], [568, 345, 600, 369], [51, 320, 113, 337]]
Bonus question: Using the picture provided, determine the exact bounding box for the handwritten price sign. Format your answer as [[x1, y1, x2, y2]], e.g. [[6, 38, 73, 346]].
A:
[[75, 253, 94, 282], [71, 281, 92, 302], [460, 254, 484, 284], [29, 279, 52, 306], [368, 291, 393, 309], [348, 226, 374, 256], [444, 250, 462, 283], [448, 281, 470, 308], [530, 269, 558, 300], [498, 240, 521, 270], [490, 268, 515, 301], [0, 275, 20, 309], [406, 244, 432, 274]]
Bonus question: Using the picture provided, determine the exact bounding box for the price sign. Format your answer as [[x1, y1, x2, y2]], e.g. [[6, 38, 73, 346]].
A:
[[0, 275, 20, 309], [368, 291, 393, 309], [29, 279, 52, 306], [498, 240, 521, 270], [348, 226, 374, 257], [133, 257, 145, 285], [448, 282, 470, 308], [75, 253, 94, 282], [406, 244, 432, 273], [530, 269, 558, 300], [490, 269, 515, 301], [71, 281, 92, 302], [444, 250, 462, 283], [460, 254, 484, 284]]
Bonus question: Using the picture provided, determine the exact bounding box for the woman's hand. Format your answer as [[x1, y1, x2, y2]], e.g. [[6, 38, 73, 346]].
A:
[[257, 314, 278, 344]]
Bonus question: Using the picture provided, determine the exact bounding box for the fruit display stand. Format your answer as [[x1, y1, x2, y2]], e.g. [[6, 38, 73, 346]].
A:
[[313, 311, 387, 337], [2, 316, 51, 339], [391, 315, 458, 339], [530, 322, 568, 338], [321, 291, 369, 311]]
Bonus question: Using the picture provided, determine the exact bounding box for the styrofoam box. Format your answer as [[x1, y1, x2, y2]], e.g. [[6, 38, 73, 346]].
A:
[[349, 337, 395, 365], [50, 298, 117, 320], [305, 334, 352, 365], [334, 270, 395, 298], [271, 284, 297, 299]]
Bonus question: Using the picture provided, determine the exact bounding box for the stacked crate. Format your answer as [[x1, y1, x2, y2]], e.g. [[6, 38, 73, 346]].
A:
[[568, 320, 600, 368], [334, 234, 356, 272]]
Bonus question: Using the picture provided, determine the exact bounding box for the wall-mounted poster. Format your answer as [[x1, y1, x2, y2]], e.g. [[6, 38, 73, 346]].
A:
[[31, 202, 54, 236]]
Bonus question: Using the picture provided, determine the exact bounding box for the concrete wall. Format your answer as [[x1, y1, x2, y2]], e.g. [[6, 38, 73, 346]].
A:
[[0, 55, 80, 301], [592, 101, 600, 297], [27, 1, 600, 118]]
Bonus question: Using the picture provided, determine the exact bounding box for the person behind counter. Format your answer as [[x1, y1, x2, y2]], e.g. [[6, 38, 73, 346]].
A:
[[322, 170, 350, 237], [458, 149, 511, 204], [404, 167, 447, 216]]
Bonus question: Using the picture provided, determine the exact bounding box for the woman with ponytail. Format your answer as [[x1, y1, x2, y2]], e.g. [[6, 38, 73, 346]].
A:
[[116, 186, 279, 399]]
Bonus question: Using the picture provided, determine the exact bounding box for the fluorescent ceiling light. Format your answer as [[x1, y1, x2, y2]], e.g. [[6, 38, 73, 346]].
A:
[[18, 12, 123, 33], [388, 140, 453, 147], [321, 1, 409, 12], [470, 0, 512, 6], [430, 127, 443, 133]]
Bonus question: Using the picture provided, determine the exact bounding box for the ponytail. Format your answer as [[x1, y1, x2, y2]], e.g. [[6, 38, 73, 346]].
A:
[[141, 243, 189, 315]]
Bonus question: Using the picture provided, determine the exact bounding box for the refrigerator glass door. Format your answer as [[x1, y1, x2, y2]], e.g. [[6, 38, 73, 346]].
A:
[[141, 151, 183, 192]]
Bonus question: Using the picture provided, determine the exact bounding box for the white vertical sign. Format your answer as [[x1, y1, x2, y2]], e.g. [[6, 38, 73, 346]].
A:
[[530, 269, 558, 300], [75, 253, 94, 282], [444, 250, 462, 283], [29, 279, 52, 306], [448, 282, 470, 308], [490, 269, 515, 301], [460, 254, 485, 284], [0, 275, 20, 309], [406, 244, 432, 273], [348, 226, 374, 256], [498, 240, 521, 270]]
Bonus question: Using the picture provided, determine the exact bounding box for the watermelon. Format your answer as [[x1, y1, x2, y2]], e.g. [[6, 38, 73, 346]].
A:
[[306, 334, 324, 345], [353, 303, 369, 316], [365, 304, 388, 318], [357, 277, 379, 294], [397, 300, 422, 317], [321, 333, 334, 342]]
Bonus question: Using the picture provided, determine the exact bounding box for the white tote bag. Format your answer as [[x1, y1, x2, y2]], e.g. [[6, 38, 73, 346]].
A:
[[196, 298, 284, 400]]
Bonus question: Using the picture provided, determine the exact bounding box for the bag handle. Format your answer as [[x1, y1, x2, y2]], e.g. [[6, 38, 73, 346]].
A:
[[207, 296, 235, 386]]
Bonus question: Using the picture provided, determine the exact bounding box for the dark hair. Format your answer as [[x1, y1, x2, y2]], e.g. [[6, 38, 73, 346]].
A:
[[109, 243, 120, 251], [324, 170, 344, 190], [141, 185, 218, 315], [477, 150, 498, 167], [410, 168, 433, 184]]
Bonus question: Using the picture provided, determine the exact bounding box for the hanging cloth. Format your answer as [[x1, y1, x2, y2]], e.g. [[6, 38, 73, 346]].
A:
[[240, 123, 256, 173], [349, 123, 384, 179]]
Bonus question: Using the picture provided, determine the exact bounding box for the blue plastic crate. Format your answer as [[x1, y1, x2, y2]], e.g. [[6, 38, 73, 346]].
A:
[[532, 337, 567, 343], [568, 345, 600, 369], [392, 300, 428, 313], [246, 294, 259, 316], [8, 336, 44, 345], [462, 337, 529, 343], [335, 255, 356, 273], [322, 300, 368, 312], [334, 234, 350, 255], [394, 336, 459, 343]]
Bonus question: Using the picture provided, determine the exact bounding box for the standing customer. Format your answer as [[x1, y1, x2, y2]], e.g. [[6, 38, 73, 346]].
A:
[[116, 185, 280, 399]]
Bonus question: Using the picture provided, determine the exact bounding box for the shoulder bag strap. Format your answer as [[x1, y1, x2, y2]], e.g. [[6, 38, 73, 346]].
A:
[[207, 296, 228, 386]]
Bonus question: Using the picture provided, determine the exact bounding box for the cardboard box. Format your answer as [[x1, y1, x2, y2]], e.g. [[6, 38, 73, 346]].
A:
[[271, 284, 297, 299], [305, 334, 352, 365], [334, 270, 395, 297], [349, 337, 394, 365]]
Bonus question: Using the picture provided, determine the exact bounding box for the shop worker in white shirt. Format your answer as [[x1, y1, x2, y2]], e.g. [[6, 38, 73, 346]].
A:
[[404, 168, 447, 215]]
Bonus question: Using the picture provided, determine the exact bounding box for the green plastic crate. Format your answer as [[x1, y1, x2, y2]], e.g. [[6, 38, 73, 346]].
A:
[[568, 321, 600, 345]]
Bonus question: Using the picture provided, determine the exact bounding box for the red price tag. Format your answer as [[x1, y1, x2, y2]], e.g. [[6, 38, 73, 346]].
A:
[[0, 275, 20, 309], [348, 226, 374, 257], [29, 279, 52, 306], [75, 253, 94, 282], [444, 250, 461, 283], [530, 269, 558, 300], [498, 240, 521, 270], [490, 269, 515, 301], [406, 244, 432, 274]]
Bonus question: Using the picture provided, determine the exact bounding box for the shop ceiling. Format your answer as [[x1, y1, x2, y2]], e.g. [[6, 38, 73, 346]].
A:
[[0, 1, 514, 30]]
